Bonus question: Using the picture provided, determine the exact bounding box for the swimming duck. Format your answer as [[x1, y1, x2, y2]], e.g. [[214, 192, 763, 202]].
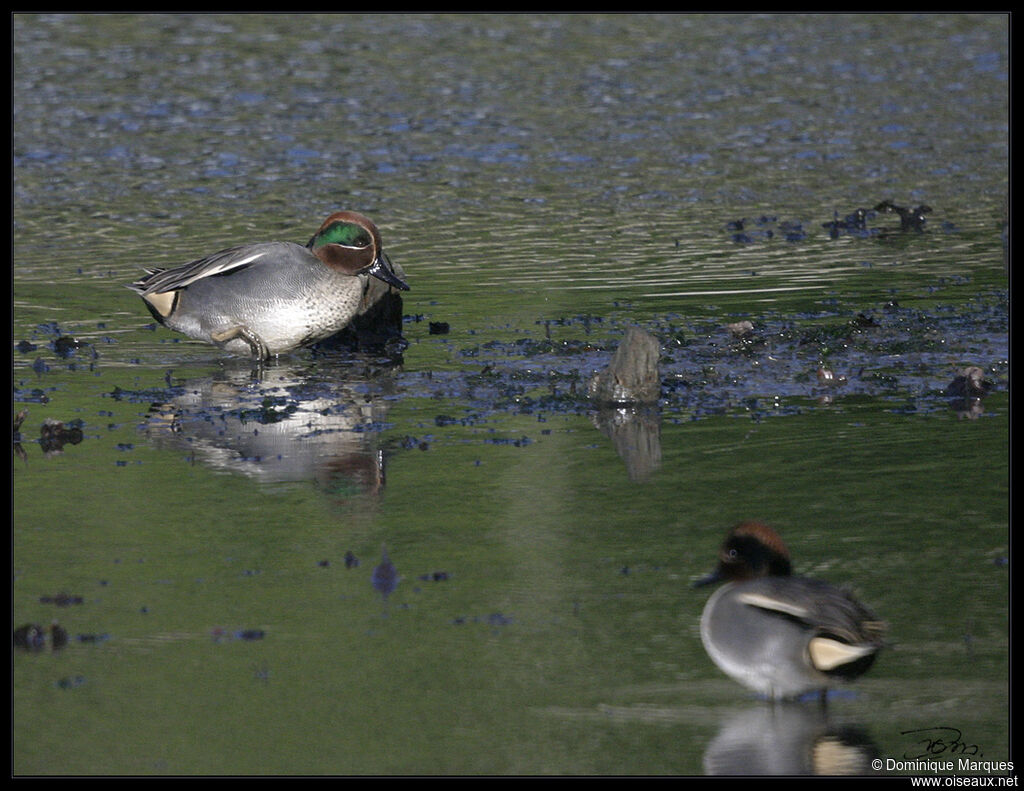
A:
[[694, 521, 885, 701], [127, 211, 409, 359]]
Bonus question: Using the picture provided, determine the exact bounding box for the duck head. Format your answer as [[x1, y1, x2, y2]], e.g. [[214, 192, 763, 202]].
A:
[[308, 211, 409, 291], [693, 520, 793, 587]]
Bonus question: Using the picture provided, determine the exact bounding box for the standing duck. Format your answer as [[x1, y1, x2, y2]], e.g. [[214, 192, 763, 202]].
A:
[[694, 521, 885, 701], [127, 211, 408, 359]]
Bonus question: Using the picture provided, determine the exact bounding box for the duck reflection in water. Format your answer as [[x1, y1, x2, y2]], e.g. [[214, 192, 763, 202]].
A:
[[139, 360, 396, 508], [703, 704, 879, 775]]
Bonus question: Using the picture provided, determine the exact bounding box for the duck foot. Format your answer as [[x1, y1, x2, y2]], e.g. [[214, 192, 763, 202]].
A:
[[210, 326, 271, 361]]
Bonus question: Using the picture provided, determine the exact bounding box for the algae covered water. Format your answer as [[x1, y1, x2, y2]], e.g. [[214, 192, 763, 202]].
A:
[[14, 14, 1008, 775]]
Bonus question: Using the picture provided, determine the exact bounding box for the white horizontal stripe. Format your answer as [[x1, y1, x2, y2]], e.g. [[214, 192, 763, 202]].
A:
[[178, 251, 268, 287], [220, 251, 267, 269]]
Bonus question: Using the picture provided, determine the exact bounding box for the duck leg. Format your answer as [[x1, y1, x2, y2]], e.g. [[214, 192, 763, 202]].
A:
[[210, 326, 271, 360]]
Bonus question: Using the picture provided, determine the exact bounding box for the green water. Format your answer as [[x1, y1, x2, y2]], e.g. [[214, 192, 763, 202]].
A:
[[14, 14, 1008, 776]]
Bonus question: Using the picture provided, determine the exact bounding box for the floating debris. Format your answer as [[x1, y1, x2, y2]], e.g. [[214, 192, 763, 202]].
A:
[[946, 366, 994, 420], [372, 545, 399, 600], [39, 592, 84, 607], [40, 420, 84, 455], [75, 632, 110, 645], [946, 366, 994, 399], [51, 623, 68, 649], [417, 571, 451, 582], [874, 200, 932, 232], [14, 623, 46, 651], [726, 215, 808, 243], [452, 612, 514, 627], [822, 207, 875, 238], [483, 435, 532, 447], [849, 313, 879, 330], [14, 622, 67, 652], [211, 627, 266, 643], [13, 409, 29, 463], [52, 335, 87, 359], [816, 367, 848, 388]]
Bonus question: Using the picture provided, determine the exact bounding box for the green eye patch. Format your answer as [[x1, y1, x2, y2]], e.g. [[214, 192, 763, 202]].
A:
[[313, 222, 372, 249]]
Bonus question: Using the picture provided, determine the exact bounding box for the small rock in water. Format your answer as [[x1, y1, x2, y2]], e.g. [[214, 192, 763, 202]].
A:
[[816, 367, 848, 387], [727, 320, 755, 338]]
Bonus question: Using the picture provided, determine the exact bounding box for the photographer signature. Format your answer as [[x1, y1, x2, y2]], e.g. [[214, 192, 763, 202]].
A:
[[901, 726, 983, 759]]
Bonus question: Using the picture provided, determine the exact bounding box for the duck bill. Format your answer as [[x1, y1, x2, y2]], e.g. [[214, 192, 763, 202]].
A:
[[692, 568, 722, 588], [367, 251, 409, 291]]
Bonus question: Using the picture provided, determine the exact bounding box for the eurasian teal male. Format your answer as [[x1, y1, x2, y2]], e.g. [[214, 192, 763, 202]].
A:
[[127, 211, 409, 359], [694, 521, 885, 701]]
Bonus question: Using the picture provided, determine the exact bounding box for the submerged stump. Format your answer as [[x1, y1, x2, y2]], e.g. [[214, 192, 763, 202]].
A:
[[588, 327, 661, 405], [588, 327, 662, 482]]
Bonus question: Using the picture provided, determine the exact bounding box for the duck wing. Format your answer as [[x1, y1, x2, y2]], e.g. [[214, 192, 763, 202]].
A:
[[737, 577, 886, 646], [128, 243, 299, 295]]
